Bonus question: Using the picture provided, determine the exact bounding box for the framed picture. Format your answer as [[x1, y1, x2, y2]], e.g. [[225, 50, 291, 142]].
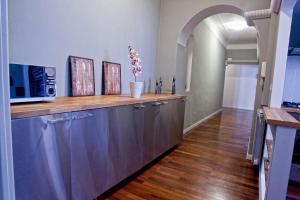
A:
[[69, 56, 95, 96], [102, 61, 121, 95]]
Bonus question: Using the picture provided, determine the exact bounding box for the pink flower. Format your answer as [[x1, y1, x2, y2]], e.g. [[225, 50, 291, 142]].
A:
[[128, 45, 142, 81]]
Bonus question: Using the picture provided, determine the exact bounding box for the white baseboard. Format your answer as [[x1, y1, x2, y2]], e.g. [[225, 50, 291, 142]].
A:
[[223, 105, 254, 111], [183, 109, 223, 135], [246, 153, 253, 161]]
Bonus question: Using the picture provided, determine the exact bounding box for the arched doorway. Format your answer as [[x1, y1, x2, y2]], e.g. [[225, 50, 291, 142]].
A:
[[175, 5, 261, 159], [178, 5, 253, 47], [175, 5, 258, 92]]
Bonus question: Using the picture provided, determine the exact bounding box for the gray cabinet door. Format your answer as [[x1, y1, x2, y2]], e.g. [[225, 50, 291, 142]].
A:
[[12, 113, 72, 200], [108, 105, 143, 187], [143, 99, 186, 164], [143, 103, 160, 164], [70, 109, 110, 200], [157, 101, 172, 154], [169, 98, 186, 148]]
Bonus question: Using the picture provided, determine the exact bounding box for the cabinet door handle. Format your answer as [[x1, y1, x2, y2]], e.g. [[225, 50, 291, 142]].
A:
[[134, 104, 145, 110], [161, 101, 169, 105], [73, 112, 93, 120], [152, 102, 162, 106], [47, 117, 71, 124]]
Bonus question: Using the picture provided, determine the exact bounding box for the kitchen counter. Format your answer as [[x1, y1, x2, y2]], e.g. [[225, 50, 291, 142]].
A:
[[263, 107, 300, 129], [11, 93, 186, 199], [11, 94, 185, 119], [282, 107, 300, 114], [261, 107, 300, 200]]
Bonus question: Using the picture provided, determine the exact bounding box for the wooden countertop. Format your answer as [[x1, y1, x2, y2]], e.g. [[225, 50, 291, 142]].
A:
[[263, 107, 300, 129], [11, 94, 185, 119], [282, 107, 300, 114]]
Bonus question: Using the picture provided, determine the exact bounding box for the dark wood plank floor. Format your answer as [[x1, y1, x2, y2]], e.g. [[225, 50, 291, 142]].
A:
[[103, 108, 258, 200]]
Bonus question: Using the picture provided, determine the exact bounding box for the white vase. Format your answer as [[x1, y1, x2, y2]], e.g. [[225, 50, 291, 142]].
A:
[[130, 82, 144, 98]]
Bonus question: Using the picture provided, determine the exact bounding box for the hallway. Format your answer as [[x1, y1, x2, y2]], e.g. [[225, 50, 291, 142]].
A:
[[103, 108, 258, 200]]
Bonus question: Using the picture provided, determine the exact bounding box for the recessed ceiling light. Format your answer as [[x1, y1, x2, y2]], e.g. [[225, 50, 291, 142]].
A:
[[224, 20, 248, 31]]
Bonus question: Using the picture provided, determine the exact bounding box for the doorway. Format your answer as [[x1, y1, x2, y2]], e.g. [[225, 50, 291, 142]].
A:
[[223, 64, 258, 110], [179, 11, 259, 133]]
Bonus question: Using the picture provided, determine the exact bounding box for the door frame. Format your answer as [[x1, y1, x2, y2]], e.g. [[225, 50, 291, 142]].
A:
[[0, 0, 16, 199]]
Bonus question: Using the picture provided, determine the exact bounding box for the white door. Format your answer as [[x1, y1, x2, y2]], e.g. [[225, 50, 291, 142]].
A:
[[223, 64, 259, 110], [0, 0, 16, 199]]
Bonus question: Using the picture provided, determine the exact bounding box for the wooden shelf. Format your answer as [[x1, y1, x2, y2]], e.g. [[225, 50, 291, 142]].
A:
[[263, 107, 300, 129], [283, 107, 300, 114]]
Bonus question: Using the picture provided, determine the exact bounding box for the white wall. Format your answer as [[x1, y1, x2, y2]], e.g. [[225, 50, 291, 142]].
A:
[[223, 64, 258, 110], [8, 0, 161, 96], [184, 22, 226, 129], [269, 8, 295, 107], [283, 56, 300, 102], [156, 0, 270, 90], [0, 0, 15, 198]]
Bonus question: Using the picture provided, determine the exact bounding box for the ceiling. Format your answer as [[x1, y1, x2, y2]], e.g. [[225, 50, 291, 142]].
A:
[[203, 13, 258, 47]]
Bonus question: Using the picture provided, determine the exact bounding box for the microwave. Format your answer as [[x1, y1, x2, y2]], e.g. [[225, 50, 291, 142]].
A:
[[9, 64, 56, 103]]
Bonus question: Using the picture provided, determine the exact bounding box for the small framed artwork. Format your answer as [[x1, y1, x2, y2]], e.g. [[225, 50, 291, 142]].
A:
[[69, 56, 95, 96], [102, 61, 121, 95]]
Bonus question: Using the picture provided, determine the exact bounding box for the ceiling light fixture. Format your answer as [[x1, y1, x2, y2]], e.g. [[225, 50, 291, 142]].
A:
[[224, 20, 248, 31]]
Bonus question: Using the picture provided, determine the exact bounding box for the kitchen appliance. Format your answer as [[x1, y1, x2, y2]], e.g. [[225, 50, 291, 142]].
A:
[[9, 64, 56, 103], [282, 101, 300, 108]]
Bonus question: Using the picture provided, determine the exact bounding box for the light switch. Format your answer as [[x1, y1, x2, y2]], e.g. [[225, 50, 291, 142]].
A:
[[261, 61, 267, 78]]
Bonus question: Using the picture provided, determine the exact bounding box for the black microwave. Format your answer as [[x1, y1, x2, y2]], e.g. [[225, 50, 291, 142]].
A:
[[9, 64, 56, 103]]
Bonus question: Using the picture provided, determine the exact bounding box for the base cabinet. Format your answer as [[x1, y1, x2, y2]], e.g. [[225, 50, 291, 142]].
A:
[[11, 98, 185, 200], [157, 101, 172, 154], [143, 102, 160, 164], [143, 99, 185, 164], [70, 109, 110, 200], [107, 105, 144, 187], [170, 99, 186, 148], [12, 113, 72, 200]]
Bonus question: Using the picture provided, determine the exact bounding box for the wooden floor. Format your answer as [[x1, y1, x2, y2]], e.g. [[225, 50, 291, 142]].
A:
[[103, 108, 258, 200]]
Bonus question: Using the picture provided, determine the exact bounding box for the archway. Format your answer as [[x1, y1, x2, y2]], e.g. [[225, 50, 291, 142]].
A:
[[177, 5, 254, 47], [175, 5, 261, 160], [175, 4, 259, 93]]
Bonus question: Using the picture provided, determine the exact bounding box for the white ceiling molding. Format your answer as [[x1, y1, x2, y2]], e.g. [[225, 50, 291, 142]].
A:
[[226, 43, 258, 50]]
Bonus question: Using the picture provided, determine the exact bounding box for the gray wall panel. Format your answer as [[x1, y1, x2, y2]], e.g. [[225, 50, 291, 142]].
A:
[[8, 0, 161, 96], [184, 22, 226, 129]]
